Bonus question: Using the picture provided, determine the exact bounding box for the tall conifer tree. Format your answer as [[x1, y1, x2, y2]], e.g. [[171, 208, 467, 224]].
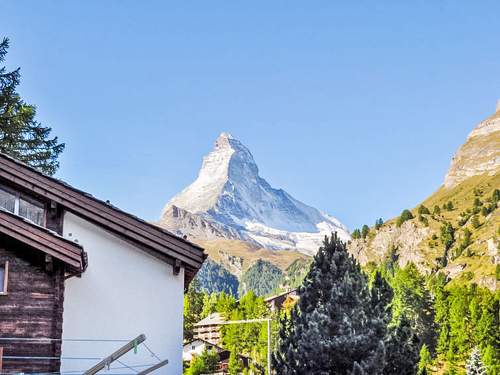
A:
[[273, 234, 387, 374], [0, 38, 64, 175]]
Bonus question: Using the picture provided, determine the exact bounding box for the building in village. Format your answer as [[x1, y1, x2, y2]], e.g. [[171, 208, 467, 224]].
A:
[[193, 312, 226, 345], [183, 339, 250, 374], [0, 153, 205, 374], [183, 338, 223, 362], [264, 289, 299, 312]]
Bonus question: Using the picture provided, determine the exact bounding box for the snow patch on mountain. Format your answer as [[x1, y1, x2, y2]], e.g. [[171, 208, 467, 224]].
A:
[[160, 133, 350, 254]]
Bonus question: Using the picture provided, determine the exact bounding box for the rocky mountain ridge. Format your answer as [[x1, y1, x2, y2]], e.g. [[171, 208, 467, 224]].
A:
[[444, 101, 500, 188]]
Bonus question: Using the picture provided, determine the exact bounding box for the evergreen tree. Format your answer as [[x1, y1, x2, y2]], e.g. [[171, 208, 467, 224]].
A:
[[194, 259, 239, 296], [228, 351, 244, 375], [391, 263, 436, 350], [417, 344, 431, 375], [397, 209, 414, 227], [352, 229, 361, 239], [273, 234, 387, 374], [183, 279, 205, 341], [433, 205, 441, 215], [221, 292, 269, 371], [0, 38, 64, 175], [361, 224, 370, 239], [418, 205, 431, 215], [375, 218, 384, 230], [482, 345, 500, 375], [466, 347, 487, 375], [384, 316, 420, 375]]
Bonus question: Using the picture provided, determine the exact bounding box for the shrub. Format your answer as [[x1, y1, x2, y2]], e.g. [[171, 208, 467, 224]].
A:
[[418, 205, 430, 215], [471, 215, 481, 229], [397, 209, 414, 227]]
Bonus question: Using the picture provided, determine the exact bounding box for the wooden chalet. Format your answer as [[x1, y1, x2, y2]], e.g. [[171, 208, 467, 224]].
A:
[[0, 153, 206, 374]]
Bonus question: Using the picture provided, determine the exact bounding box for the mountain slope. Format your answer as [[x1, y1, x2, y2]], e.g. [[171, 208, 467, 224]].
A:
[[160, 132, 349, 255], [349, 102, 500, 290]]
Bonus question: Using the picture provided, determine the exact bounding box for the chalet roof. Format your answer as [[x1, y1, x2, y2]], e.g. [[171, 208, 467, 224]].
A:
[[0, 153, 206, 285], [0, 208, 86, 271], [194, 312, 226, 327], [264, 289, 298, 303]]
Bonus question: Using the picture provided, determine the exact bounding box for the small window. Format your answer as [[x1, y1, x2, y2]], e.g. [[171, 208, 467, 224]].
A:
[[0, 185, 45, 226], [0, 187, 16, 213], [19, 197, 44, 226], [0, 261, 8, 294], [191, 346, 195, 350]]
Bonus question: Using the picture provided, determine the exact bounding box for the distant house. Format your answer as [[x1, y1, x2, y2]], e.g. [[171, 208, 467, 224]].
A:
[[0, 153, 205, 374], [183, 339, 250, 374], [193, 312, 226, 345], [182, 339, 223, 362], [264, 289, 299, 312]]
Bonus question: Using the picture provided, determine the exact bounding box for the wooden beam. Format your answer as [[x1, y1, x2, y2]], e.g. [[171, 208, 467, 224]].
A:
[[137, 359, 169, 374], [83, 334, 146, 375]]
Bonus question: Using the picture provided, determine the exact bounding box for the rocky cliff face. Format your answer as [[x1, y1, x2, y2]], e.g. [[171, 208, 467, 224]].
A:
[[444, 104, 500, 188], [159, 133, 349, 255]]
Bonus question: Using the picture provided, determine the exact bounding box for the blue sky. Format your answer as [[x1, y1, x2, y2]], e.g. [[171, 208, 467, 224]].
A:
[[1, 1, 499, 230]]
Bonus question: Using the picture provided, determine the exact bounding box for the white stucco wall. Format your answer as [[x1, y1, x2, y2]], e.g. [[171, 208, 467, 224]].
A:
[[61, 212, 184, 374]]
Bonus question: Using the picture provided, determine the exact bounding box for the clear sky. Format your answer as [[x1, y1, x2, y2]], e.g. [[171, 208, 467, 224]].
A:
[[1, 1, 499, 230]]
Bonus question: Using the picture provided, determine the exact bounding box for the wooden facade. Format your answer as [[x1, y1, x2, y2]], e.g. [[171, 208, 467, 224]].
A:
[[0, 243, 65, 373]]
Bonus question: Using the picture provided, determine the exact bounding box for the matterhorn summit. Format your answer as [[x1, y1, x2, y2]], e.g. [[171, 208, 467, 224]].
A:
[[160, 133, 350, 255]]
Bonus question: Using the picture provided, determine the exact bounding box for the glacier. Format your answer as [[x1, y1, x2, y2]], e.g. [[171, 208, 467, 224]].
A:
[[159, 132, 350, 255]]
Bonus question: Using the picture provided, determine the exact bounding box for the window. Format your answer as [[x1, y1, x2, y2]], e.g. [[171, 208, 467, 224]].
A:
[[0, 185, 45, 226], [0, 261, 8, 294], [19, 197, 44, 225], [0, 188, 16, 213]]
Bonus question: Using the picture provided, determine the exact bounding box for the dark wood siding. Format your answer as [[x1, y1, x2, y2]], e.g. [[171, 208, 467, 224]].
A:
[[0, 244, 65, 373]]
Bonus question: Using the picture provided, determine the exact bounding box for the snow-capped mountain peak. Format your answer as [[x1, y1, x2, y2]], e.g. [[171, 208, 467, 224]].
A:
[[160, 133, 350, 255]]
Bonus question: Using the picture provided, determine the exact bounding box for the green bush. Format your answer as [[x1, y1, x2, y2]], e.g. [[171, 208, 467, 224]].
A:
[[471, 215, 481, 229], [397, 209, 414, 227], [418, 205, 430, 215]]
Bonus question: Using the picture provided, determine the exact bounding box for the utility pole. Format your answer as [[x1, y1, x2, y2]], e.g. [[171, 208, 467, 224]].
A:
[[219, 318, 272, 375]]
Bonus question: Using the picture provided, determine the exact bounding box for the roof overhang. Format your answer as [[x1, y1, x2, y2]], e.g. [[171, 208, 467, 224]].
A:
[[0, 208, 86, 272], [0, 153, 206, 286]]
